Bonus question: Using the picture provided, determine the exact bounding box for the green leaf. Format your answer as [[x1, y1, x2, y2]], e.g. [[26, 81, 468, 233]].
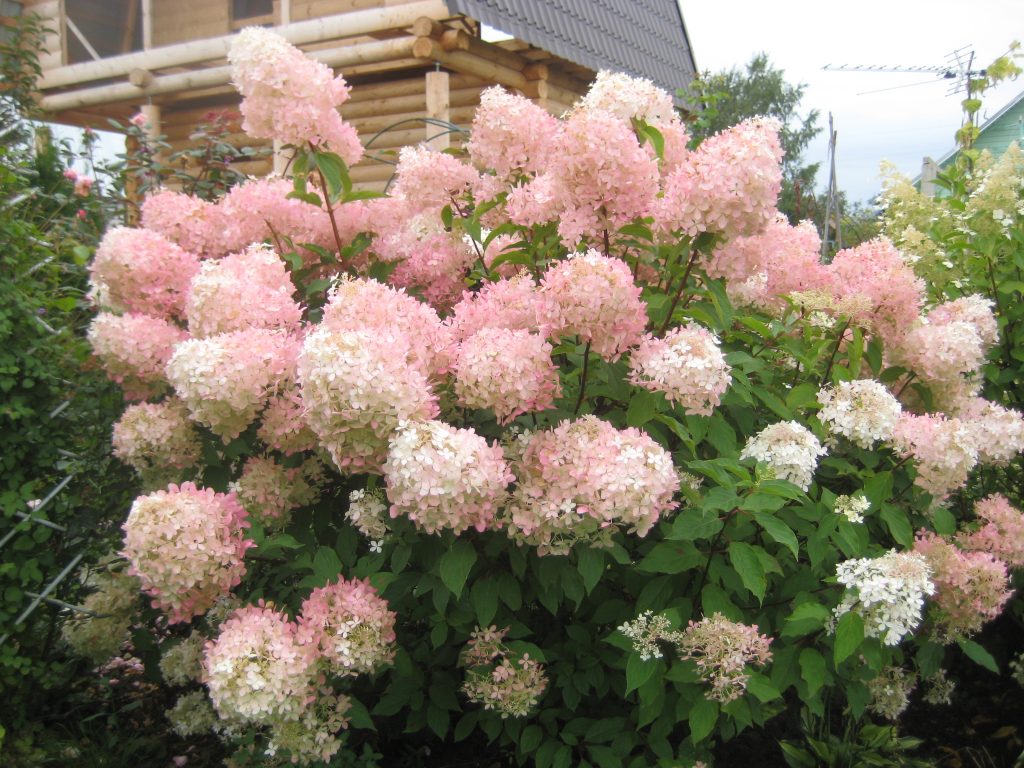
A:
[[346, 696, 376, 730], [799, 648, 827, 696], [520, 724, 543, 753], [314, 151, 351, 201], [439, 539, 477, 599], [863, 472, 894, 507], [312, 547, 342, 582], [576, 547, 605, 594], [745, 672, 781, 702], [454, 711, 479, 742], [625, 654, 657, 694], [470, 577, 499, 627], [667, 506, 724, 541], [782, 602, 830, 637], [626, 389, 661, 427], [426, 704, 449, 740], [931, 506, 957, 537], [638, 541, 703, 574], [688, 697, 718, 742], [833, 611, 864, 665], [879, 504, 913, 547], [750, 511, 800, 560], [728, 541, 766, 601], [957, 638, 999, 673]]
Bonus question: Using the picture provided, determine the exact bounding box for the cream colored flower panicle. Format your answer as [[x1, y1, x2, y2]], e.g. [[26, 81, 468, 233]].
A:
[[817, 379, 901, 449], [740, 421, 826, 491]]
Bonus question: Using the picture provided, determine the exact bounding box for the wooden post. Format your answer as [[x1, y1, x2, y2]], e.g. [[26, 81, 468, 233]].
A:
[[920, 157, 938, 198], [273, 139, 291, 176], [141, 0, 152, 50], [425, 69, 450, 150], [140, 103, 161, 142]]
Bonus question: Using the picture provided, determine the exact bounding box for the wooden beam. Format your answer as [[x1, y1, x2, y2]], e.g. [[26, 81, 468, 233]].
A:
[[141, 0, 153, 50], [40, 36, 420, 111], [424, 69, 450, 150], [38, 0, 448, 90]]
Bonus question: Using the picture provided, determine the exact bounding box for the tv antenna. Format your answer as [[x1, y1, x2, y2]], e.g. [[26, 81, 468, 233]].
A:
[[824, 46, 985, 96]]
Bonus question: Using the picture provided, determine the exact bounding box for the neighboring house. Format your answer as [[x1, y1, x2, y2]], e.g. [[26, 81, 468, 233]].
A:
[[15, 0, 696, 187], [920, 88, 1024, 195]]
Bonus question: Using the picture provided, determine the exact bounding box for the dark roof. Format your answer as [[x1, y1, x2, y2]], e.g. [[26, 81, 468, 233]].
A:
[[448, 0, 697, 94]]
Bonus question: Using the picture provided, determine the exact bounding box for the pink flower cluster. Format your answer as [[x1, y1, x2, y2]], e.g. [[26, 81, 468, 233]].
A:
[[447, 274, 542, 343], [467, 87, 557, 178], [121, 483, 252, 623], [628, 324, 731, 415], [453, 327, 560, 423], [258, 386, 319, 455], [459, 626, 547, 718], [539, 251, 646, 361], [230, 455, 322, 527], [298, 327, 438, 472], [509, 109, 659, 246], [228, 27, 362, 163], [829, 238, 923, 346], [166, 329, 298, 440], [675, 614, 773, 704], [502, 416, 679, 554], [140, 189, 224, 256], [890, 413, 978, 500], [185, 243, 302, 337], [384, 420, 513, 534], [89, 227, 200, 319], [88, 313, 187, 400], [390, 146, 479, 213], [655, 118, 782, 240], [375, 212, 476, 310], [913, 531, 1012, 642], [297, 577, 397, 675], [958, 495, 1024, 568], [112, 398, 201, 478], [320, 276, 451, 378], [203, 603, 315, 723]]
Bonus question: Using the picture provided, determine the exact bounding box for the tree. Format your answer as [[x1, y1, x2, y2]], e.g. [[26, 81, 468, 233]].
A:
[[687, 53, 822, 225]]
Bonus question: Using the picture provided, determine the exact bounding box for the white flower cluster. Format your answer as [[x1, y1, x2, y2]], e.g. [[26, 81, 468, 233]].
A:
[[740, 421, 826, 491], [168, 690, 218, 737], [617, 611, 680, 661], [580, 71, 677, 123], [866, 666, 916, 720], [346, 488, 390, 542], [834, 494, 870, 524], [923, 669, 955, 706], [817, 379, 902, 449], [159, 632, 206, 686], [834, 550, 935, 646]]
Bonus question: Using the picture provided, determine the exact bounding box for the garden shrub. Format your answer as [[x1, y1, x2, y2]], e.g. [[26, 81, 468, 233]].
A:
[[67, 26, 1024, 767]]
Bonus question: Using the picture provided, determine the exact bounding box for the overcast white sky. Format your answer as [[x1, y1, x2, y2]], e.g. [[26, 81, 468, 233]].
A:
[[682, 0, 1024, 204]]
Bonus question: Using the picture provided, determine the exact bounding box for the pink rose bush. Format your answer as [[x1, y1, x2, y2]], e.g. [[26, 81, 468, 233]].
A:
[[79, 26, 1024, 766]]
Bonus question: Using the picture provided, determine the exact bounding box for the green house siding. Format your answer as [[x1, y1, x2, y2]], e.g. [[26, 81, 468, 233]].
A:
[[938, 90, 1024, 171]]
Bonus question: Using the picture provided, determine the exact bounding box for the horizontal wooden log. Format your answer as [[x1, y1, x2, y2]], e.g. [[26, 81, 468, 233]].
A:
[[348, 105, 474, 135], [348, 162, 396, 183], [38, 0, 447, 87], [40, 36, 420, 111]]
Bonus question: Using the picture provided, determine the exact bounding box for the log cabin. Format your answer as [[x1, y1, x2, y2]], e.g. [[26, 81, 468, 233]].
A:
[[16, 0, 697, 187]]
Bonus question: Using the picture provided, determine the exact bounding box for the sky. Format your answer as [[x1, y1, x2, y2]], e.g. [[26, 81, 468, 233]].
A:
[[681, 0, 1024, 205]]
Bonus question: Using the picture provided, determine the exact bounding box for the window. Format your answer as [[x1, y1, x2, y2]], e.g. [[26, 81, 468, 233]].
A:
[[232, 0, 273, 24], [65, 0, 143, 64]]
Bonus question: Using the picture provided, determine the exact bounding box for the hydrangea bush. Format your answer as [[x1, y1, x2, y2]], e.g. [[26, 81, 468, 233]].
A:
[[79, 26, 1024, 766]]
